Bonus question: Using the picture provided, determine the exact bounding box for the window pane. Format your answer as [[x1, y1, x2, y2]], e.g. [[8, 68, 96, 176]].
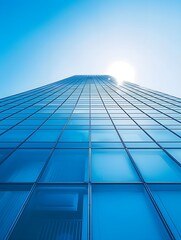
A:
[[0, 149, 13, 163], [60, 130, 89, 142], [41, 149, 88, 182], [150, 184, 181, 239], [92, 149, 139, 182], [0, 149, 51, 182], [10, 185, 88, 240], [0, 185, 31, 239], [118, 130, 152, 142], [0, 130, 33, 142], [166, 149, 181, 164], [27, 130, 61, 142], [91, 130, 120, 142], [145, 130, 181, 142], [92, 185, 169, 240], [129, 149, 181, 182]]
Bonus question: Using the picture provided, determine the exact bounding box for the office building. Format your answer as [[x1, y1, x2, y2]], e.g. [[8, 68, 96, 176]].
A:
[[0, 75, 181, 239]]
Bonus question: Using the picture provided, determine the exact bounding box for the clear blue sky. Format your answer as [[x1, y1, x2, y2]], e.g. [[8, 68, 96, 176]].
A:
[[0, 0, 181, 98]]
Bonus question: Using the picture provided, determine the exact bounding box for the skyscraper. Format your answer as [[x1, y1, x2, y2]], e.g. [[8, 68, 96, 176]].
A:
[[0, 75, 180, 240]]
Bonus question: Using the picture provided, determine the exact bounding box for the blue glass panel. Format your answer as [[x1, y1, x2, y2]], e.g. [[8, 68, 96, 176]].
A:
[[0, 119, 21, 126], [113, 119, 136, 125], [56, 142, 89, 148], [0, 149, 13, 163], [135, 119, 158, 125], [0, 185, 31, 240], [91, 142, 124, 148], [27, 130, 61, 142], [40, 125, 64, 130], [41, 149, 88, 182], [92, 149, 139, 182], [150, 184, 181, 239], [60, 130, 89, 142], [0, 130, 33, 142], [44, 119, 67, 125], [0, 149, 51, 182], [129, 149, 181, 182], [68, 119, 89, 125], [10, 185, 88, 240], [166, 149, 181, 164], [146, 130, 181, 142], [92, 185, 169, 240], [21, 142, 55, 148], [91, 125, 114, 129], [118, 129, 152, 142], [20, 119, 45, 125], [126, 142, 159, 148], [91, 119, 112, 125], [91, 129, 120, 142]]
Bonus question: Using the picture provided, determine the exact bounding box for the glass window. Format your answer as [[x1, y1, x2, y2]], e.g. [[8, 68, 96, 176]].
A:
[[0, 149, 13, 163], [0, 185, 31, 240], [92, 185, 169, 240], [91, 119, 112, 125], [43, 119, 67, 125], [0, 130, 33, 142], [113, 119, 136, 125], [41, 149, 88, 182], [166, 149, 181, 164], [92, 149, 139, 182], [10, 185, 88, 240], [0, 149, 51, 182], [20, 119, 45, 126], [68, 119, 89, 125], [27, 130, 61, 142], [150, 184, 181, 239], [60, 130, 89, 142], [91, 129, 120, 142], [118, 129, 152, 142], [129, 149, 181, 182], [146, 130, 181, 142], [134, 119, 158, 125]]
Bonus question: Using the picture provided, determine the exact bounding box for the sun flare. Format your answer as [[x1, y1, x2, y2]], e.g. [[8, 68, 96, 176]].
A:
[[107, 61, 136, 84]]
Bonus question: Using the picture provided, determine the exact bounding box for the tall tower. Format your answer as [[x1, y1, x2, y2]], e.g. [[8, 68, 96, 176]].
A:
[[0, 75, 180, 239]]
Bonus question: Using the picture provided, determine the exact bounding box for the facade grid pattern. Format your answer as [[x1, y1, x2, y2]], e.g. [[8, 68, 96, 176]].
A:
[[0, 75, 181, 240]]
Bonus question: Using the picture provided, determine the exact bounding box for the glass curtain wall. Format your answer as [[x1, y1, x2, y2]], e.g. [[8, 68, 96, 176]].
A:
[[0, 75, 181, 240]]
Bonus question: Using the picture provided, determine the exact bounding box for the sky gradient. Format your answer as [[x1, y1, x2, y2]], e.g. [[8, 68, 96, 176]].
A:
[[0, 0, 181, 98]]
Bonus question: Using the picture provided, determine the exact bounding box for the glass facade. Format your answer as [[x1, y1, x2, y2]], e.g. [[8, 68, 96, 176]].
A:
[[0, 75, 181, 240]]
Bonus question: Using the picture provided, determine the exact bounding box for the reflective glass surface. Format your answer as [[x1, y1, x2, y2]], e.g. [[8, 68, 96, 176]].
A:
[[41, 149, 88, 182], [92, 185, 169, 240], [0, 75, 180, 239], [10, 185, 88, 240], [129, 149, 181, 182], [92, 149, 139, 182]]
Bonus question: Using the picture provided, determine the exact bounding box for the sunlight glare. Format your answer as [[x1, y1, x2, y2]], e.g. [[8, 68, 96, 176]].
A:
[[107, 61, 136, 84]]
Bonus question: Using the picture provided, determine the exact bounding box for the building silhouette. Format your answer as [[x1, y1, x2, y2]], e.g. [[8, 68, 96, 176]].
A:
[[0, 75, 181, 240]]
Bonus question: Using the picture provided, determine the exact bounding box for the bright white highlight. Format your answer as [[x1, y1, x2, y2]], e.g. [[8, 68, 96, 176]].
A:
[[107, 61, 136, 84]]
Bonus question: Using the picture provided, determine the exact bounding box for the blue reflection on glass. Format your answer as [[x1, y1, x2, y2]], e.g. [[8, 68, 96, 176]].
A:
[[92, 130, 120, 142], [166, 149, 181, 164], [150, 184, 181, 239], [92, 185, 169, 240], [0, 185, 31, 240], [0, 149, 51, 182], [130, 149, 181, 182], [118, 129, 152, 142], [146, 130, 181, 142], [41, 149, 88, 182], [0, 130, 33, 142], [10, 185, 88, 240], [92, 149, 139, 182], [60, 130, 89, 142], [27, 130, 61, 142]]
